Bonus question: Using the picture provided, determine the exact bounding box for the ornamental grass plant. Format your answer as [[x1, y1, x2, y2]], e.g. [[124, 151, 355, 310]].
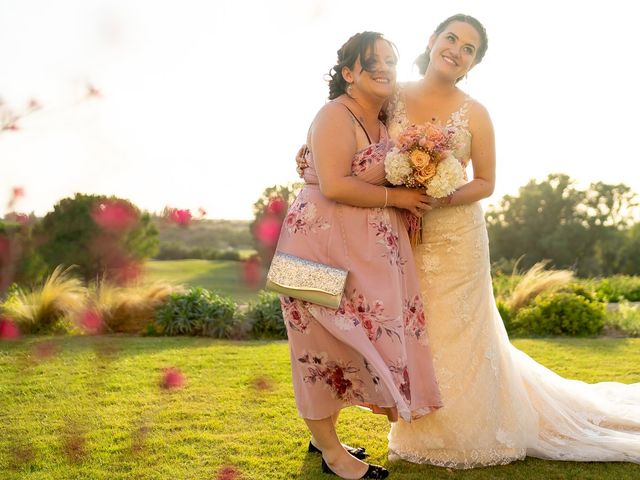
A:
[[1, 266, 87, 334], [90, 280, 181, 334]]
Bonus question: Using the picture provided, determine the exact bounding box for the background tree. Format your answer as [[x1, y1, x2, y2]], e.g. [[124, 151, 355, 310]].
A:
[[33, 193, 158, 282], [0, 215, 48, 294], [250, 183, 301, 268], [617, 223, 640, 275], [486, 174, 638, 276]]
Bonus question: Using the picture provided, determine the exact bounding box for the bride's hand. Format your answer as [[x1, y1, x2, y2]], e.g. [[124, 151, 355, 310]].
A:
[[389, 187, 432, 217]]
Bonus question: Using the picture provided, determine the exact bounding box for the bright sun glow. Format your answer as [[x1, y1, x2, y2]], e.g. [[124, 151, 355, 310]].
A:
[[1, 0, 639, 219]]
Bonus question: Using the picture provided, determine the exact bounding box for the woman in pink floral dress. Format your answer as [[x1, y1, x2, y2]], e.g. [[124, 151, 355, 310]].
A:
[[275, 32, 441, 479]]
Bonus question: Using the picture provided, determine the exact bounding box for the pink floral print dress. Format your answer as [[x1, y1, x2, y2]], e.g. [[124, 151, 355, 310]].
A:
[[275, 122, 442, 422]]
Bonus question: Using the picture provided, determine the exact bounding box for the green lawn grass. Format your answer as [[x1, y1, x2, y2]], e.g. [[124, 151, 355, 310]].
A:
[[1, 337, 639, 479], [144, 259, 260, 304]]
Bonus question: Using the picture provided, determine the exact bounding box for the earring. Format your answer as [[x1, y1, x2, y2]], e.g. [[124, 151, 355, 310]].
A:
[[346, 82, 354, 98]]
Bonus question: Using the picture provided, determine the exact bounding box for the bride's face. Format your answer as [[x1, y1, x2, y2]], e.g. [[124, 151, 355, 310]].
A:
[[428, 21, 480, 81], [344, 39, 397, 101]]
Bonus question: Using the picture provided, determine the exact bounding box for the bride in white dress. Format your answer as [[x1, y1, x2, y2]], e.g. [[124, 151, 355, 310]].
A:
[[386, 13, 640, 469]]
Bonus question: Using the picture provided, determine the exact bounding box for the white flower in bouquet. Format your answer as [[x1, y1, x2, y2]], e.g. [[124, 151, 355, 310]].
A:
[[425, 154, 465, 198], [384, 147, 413, 186]]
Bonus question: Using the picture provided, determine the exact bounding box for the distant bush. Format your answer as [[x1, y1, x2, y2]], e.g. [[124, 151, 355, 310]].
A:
[[155, 243, 241, 261], [605, 301, 640, 337], [581, 276, 640, 302], [245, 291, 286, 339], [154, 287, 240, 338], [510, 292, 606, 337]]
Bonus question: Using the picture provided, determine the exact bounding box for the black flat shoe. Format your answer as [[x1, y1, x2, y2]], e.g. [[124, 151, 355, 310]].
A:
[[308, 441, 369, 460], [321, 458, 389, 479]]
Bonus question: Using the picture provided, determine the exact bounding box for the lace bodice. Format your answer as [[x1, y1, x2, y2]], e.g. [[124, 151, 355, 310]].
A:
[[386, 83, 472, 167]]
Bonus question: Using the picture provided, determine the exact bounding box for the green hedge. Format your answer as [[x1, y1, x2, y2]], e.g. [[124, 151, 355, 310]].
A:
[[509, 291, 606, 337]]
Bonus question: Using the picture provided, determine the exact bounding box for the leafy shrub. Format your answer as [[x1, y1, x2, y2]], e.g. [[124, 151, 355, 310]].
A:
[[245, 291, 285, 339], [154, 287, 240, 338], [496, 298, 513, 332], [511, 291, 605, 337], [584, 276, 640, 302], [605, 301, 640, 337], [1, 266, 86, 334]]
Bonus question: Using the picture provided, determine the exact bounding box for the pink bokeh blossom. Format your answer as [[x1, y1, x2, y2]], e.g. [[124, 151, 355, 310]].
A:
[[0, 317, 20, 340], [217, 465, 241, 480], [160, 367, 185, 391], [78, 308, 103, 335], [241, 255, 262, 288], [254, 215, 281, 247], [91, 200, 138, 231], [166, 208, 193, 227], [266, 196, 287, 215]]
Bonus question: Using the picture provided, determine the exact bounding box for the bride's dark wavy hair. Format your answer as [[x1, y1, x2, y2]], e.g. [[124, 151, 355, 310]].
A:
[[415, 14, 488, 81], [327, 31, 397, 100]]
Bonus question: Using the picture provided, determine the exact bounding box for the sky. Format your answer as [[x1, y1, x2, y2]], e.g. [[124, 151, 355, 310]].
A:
[[1, 0, 639, 220]]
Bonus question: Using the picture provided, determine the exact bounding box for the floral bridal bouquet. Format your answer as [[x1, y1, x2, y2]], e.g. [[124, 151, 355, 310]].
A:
[[384, 123, 465, 244]]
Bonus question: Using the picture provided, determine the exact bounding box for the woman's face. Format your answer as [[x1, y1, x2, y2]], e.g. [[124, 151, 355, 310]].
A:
[[345, 38, 397, 101], [428, 21, 481, 81]]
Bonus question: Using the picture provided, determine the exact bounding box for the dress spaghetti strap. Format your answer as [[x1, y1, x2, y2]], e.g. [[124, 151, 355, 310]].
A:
[[339, 103, 373, 144]]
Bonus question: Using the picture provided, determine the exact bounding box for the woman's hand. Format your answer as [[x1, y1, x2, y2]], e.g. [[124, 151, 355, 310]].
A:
[[295, 145, 309, 178], [388, 187, 432, 217], [424, 193, 453, 209]]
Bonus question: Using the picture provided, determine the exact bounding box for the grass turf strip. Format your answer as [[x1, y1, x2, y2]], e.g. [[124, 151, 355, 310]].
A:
[[1, 337, 639, 479]]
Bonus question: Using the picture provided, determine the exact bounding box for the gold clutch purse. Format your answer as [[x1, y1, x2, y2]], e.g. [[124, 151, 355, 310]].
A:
[[265, 252, 348, 309]]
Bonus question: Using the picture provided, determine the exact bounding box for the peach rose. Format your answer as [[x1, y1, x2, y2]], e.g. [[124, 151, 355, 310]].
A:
[[409, 149, 431, 169], [415, 163, 437, 184]]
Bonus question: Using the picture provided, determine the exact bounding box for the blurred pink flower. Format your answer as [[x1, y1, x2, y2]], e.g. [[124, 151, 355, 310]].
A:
[[11, 186, 25, 199], [3, 122, 19, 131], [91, 200, 138, 231], [32, 340, 58, 361], [0, 235, 10, 256], [241, 255, 262, 288], [251, 375, 274, 392], [11, 213, 29, 225], [62, 422, 86, 463], [27, 99, 42, 111], [79, 309, 103, 335], [113, 260, 143, 284], [86, 83, 101, 98], [9, 444, 35, 469], [166, 208, 192, 227], [217, 465, 241, 480], [266, 196, 287, 215], [160, 367, 185, 391], [255, 215, 281, 247], [0, 317, 20, 340]]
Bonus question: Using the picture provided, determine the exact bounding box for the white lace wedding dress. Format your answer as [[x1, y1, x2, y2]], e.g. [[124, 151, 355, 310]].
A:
[[385, 85, 640, 469]]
